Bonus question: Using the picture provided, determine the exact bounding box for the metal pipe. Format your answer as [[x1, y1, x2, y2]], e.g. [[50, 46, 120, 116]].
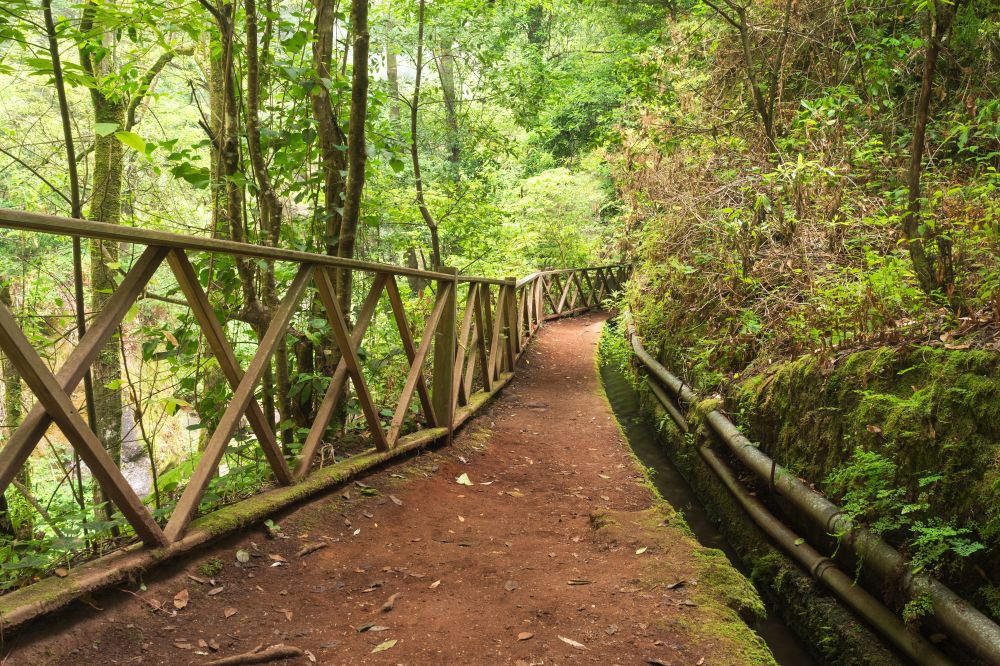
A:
[[627, 320, 1000, 664], [699, 445, 953, 666]]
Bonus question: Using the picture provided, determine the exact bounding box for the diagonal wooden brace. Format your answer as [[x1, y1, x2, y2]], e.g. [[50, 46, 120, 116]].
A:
[[295, 274, 387, 479], [452, 283, 480, 411], [0, 245, 167, 497], [163, 265, 313, 542], [166, 249, 292, 486], [385, 283, 451, 447], [0, 297, 168, 547], [384, 278, 436, 428], [313, 268, 389, 453]]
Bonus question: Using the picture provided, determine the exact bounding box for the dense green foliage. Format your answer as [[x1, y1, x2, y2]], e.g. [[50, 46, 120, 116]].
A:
[[0, 0, 630, 589]]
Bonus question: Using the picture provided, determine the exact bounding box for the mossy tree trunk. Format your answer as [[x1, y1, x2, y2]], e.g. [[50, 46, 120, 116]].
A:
[[86, 95, 127, 523], [0, 279, 30, 538]]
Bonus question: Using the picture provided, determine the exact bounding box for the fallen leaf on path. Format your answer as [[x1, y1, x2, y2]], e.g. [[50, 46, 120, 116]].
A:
[[174, 641, 193, 650], [207, 586, 225, 596], [457, 515, 465, 522], [455, 473, 473, 486], [389, 495, 403, 506], [665, 580, 686, 590], [558, 635, 587, 650], [517, 632, 534, 641], [235, 549, 250, 564], [187, 575, 207, 585], [54, 568, 69, 578], [504, 580, 519, 592], [429, 580, 441, 589], [269, 554, 288, 563], [277, 608, 293, 621], [506, 490, 524, 498], [605, 624, 619, 636], [567, 579, 592, 585], [305, 650, 317, 663], [223, 607, 238, 618], [635, 546, 648, 555], [598, 474, 610, 480], [173, 589, 189, 610], [353, 528, 361, 536], [645, 659, 671, 666], [371, 639, 397, 653]]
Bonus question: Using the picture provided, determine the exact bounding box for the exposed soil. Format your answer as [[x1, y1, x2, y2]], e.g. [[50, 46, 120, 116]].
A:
[[2, 313, 770, 666]]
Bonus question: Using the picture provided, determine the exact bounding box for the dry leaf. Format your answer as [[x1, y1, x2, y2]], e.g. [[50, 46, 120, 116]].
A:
[[558, 635, 587, 650], [371, 639, 397, 653], [173, 589, 189, 610], [429, 580, 441, 589], [517, 632, 534, 641], [504, 580, 519, 592], [269, 554, 288, 563], [389, 495, 403, 506], [224, 607, 238, 618], [207, 586, 225, 596], [455, 473, 473, 486], [635, 546, 648, 555], [53, 567, 69, 578], [235, 549, 250, 563], [277, 608, 293, 621]]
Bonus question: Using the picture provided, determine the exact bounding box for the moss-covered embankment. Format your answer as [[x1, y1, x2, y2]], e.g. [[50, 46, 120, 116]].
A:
[[731, 346, 1000, 622], [612, 318, 1000, 663]]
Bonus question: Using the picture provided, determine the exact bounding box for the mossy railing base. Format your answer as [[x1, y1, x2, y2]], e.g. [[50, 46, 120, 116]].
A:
[[0, 373, 513, 633]]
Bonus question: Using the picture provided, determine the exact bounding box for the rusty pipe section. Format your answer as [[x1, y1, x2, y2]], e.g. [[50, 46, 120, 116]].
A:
[[626, 319, 1000, 665], [700, 445, 953, 665]]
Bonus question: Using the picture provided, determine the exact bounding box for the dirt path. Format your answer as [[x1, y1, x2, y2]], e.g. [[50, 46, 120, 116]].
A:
[[3, 314, 772, 666]]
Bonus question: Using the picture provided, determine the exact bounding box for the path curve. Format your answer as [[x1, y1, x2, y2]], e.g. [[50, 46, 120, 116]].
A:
[[3, 314, 771, 665]]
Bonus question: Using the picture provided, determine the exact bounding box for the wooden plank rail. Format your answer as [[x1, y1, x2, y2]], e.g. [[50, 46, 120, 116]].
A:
[[0, 206, 628, 631]]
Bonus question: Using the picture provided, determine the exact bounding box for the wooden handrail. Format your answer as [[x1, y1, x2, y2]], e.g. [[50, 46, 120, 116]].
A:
[[0, 206, 628, 555]]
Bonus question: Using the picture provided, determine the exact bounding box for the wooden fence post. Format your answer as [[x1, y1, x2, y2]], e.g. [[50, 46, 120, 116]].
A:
[[504, 277, 518, 364], [432, 267, 458, 441]]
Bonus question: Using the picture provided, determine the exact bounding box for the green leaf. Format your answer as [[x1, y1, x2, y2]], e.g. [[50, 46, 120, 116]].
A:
[[389, 157, 405, 173], [95, 122, 119, 137], [114, 130, 146, 153]]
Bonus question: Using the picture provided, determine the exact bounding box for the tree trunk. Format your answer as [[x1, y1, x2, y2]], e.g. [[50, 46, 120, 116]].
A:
[[87, 92, 127, 521], [411, 0, 442, 267], [0, 280, 29, 538], [311, 0, 348, 262], [386, 16, 400, 124], [245, 0, 293, 448], [902, 0, 961, 297], [337, 0, 371, 314], [436, 40, 460, 166]]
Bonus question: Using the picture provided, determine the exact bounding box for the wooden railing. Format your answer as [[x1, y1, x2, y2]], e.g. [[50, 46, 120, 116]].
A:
[[0, 208, 627, 558]]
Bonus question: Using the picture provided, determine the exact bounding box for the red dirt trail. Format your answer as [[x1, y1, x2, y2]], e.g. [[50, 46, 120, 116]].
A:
[[2, 313, 769, 666]]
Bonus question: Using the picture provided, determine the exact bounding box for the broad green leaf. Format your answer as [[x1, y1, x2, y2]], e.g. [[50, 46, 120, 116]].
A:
[[114, 130, 146, 153], [95, 122, 119, 137]]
